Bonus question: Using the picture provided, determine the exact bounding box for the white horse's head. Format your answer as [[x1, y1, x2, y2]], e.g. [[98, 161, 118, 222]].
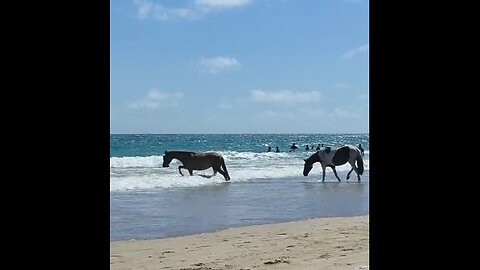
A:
[[303, 153, 320, 176]]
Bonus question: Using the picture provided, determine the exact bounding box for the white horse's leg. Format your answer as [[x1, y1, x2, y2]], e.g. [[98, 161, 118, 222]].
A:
[[331, 166, 341, 182], [350, 162, 361, 182], [353, 151, 362, 182], [346, 168, 354, 180], [348, 160, 361, 182]]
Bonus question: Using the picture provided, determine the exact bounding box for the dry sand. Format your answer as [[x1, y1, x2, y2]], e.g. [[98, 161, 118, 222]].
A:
[[110, 215, 369, 270]]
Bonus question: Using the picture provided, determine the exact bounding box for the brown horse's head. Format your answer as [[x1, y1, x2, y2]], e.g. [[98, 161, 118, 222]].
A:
[[162, 151, 172, 167], [303, 152, 320, 176]]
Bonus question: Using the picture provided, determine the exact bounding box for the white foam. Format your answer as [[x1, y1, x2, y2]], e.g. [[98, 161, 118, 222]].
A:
[[110, 172, 226, 191], [110, 152, 369, 191], [110, 155, 163, 168]]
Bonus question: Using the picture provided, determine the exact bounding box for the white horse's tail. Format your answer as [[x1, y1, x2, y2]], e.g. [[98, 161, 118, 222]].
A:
[[356, 153, 364, 175]]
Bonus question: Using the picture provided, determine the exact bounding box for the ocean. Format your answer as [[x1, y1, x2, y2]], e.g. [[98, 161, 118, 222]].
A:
[[110, 134, 369, 241]]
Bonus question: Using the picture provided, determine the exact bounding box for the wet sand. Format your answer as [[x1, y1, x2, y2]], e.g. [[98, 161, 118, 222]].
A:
[[110, 215, 369, 270]]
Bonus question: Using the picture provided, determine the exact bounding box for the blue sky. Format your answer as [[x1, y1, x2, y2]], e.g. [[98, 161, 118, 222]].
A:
[[110, 0, 369, 134]]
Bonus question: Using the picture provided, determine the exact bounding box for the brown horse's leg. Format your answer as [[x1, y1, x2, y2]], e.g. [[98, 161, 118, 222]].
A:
[[217, 169, 229, 181], [212, 165, 227, 180], [330, 166, 341, 182], [188, 169, 193, 176], [178, 166, 184, 176]]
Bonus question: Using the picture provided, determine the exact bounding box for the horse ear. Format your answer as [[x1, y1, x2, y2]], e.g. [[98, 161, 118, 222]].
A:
[[304, 159, 307, 162], [164, 150, 167, 154]]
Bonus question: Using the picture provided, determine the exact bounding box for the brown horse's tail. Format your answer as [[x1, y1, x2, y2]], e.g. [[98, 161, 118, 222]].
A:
[[356, 152, 364, 175], [221, 157, 231, 181]]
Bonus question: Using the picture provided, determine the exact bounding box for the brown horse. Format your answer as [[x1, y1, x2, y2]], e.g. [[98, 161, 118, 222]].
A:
[[162, 151, 231, 181], [303, 145, 364, 182]]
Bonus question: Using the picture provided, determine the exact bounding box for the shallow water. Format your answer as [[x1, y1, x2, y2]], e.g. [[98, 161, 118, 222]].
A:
[[110, 134, 369, 241], [110, 173, 369, 241]]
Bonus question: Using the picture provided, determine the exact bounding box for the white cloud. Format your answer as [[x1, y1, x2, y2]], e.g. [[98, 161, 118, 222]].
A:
[[135, 0, 153, 18], [256, 110, 295, 118], [198, 57, 240, 74], [133, 0, 252, 21], [329, 108, 361, 118], [153, 7, 195, 21], [342, 44, 369, 59], [196, 0, 252, 8], [133, 0, 198, 20], [128, 89, 184, 109], [253, 107, 362, 122], [251, 89, 321, 104], [253, 108, 326, 121], [297, 108, 326, 117]]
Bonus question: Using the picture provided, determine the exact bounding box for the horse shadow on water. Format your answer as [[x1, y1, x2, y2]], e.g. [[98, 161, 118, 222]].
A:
[[162, 150, 231, 181], [303, 145, 364, 182]]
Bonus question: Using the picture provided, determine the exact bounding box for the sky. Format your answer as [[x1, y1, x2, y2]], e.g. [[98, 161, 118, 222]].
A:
[[110, 0, 369, 134]]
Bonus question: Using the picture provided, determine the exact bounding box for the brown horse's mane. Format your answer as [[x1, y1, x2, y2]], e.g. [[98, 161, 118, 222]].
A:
[[165, 150, 196, 159], [165, 150, 196, 155]]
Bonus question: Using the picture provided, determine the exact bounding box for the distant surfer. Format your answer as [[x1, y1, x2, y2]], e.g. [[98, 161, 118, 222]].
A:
[[267, 146, 272, 152], [275, 146, 280, 153]]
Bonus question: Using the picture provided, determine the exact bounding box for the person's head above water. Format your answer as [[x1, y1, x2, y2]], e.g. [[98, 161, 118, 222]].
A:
[[290, 143, 299, 150]]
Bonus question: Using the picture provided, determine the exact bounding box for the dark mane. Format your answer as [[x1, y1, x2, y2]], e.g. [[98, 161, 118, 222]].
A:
[[165, 150, 196, 157], [305, 152, 321, 164]]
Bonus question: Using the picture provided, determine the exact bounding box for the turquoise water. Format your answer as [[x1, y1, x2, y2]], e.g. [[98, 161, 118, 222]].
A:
[[110, 134, 369, 157], [110, 134, 369, 241]]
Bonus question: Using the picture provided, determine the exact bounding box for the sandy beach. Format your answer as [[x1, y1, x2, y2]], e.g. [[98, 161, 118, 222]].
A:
[[110, 215, 369, 270]]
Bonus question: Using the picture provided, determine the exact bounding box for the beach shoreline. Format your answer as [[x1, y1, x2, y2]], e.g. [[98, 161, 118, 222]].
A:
[[110, 215, 369, 270]]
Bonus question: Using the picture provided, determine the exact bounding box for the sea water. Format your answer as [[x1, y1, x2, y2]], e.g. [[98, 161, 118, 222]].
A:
[[110, 134, 369, 241]]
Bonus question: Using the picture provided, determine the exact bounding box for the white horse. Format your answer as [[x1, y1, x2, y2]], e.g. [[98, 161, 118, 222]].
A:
[[303, 145, 364, 182]]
